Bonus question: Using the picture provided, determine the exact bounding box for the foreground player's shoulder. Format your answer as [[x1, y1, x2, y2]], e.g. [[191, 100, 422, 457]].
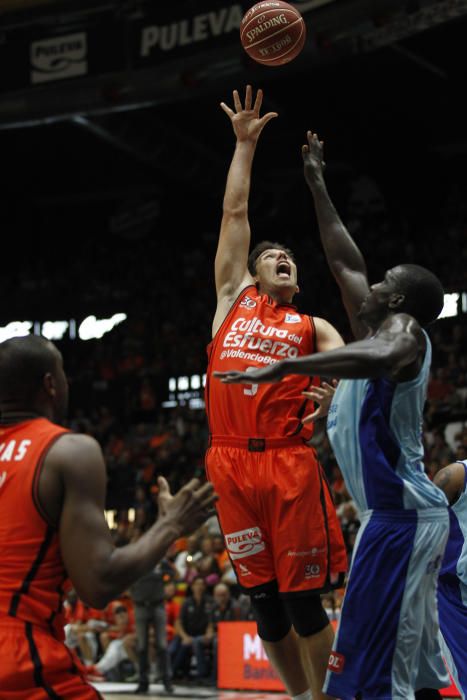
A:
[[377, 314, 426, 381], [379, 313, 425, 351], [46, 432, 105, 480], [313, 316, 345, 352]]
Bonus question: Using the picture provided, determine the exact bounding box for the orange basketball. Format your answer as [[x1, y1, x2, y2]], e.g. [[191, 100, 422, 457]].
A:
[[240, 1, 306, 67]]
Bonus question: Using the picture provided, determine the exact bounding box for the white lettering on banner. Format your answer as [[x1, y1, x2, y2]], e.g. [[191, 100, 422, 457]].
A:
[[141, 4, 243, 56], [31, 33, 87, 84], [78, 314, 127, 341], [243, 633, 268, 661], [225, 526, 265, 560], [0, 321, 33, 343]]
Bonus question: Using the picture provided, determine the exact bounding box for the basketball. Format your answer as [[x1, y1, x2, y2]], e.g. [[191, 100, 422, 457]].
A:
[[240, 1, 306, 67]]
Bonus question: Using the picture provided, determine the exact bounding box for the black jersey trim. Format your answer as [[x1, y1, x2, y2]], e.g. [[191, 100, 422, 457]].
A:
[[8, 526, 55, 617], [25, 621, 63, 699]]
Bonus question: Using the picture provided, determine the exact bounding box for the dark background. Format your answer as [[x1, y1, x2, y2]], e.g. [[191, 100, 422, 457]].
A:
[[0, 0, 465, 443]]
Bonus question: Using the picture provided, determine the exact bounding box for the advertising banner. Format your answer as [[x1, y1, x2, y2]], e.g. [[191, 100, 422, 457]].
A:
[[217, 621, 461, 696]]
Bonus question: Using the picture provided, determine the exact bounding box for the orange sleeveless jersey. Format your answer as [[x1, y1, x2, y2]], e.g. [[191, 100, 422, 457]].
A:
[[206, 286, 319, 439], [0, 418, 70, 639]]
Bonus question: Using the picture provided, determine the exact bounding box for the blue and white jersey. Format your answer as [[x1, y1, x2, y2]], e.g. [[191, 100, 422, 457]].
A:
[[327, 332, 448, 512], [440, 460, 467, 594]]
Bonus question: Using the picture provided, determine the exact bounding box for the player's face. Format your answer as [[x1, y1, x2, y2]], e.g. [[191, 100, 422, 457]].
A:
[[358, 269, 401, 322], [254, 248, 298, 296]]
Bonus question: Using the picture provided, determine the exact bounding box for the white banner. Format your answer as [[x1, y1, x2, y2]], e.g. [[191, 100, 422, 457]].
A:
[[30, 32, 87, 84]]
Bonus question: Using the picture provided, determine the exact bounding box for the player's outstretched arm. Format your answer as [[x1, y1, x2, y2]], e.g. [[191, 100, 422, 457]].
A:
[[51, 434, 217, 608], [215, 314, 423, 384], [213, 85, 277, 336], [434, 462, 465, 506], [302, 131, 370, 340]]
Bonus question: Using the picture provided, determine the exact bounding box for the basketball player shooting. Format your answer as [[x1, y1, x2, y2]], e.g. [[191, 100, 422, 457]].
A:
[[204, 86, 347, 700], [216, 130, 451, 699]]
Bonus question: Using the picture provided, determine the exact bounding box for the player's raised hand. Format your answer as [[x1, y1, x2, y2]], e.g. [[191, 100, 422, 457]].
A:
[[302, 130, 326, 187], [214, 361, 287, 385], [157, 476, 218, 535], [220, 85, 278, 143], [302, 379, 338, 424]]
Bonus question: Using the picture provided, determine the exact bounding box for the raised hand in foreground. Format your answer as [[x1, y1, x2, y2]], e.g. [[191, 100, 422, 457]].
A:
[[220, 84, 278, 144]]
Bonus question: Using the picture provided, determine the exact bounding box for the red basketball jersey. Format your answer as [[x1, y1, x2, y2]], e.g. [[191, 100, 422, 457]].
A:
[[0, 418, 70, 639], [206, 286, 319, 439]]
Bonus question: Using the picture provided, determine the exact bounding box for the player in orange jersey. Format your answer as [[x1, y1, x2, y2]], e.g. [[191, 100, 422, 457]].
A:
[[0, 334, 217, 699], [204, 85, 347, 700]]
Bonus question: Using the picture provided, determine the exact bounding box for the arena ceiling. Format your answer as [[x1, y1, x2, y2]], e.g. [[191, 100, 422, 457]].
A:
[[1, 0, 467, 238]]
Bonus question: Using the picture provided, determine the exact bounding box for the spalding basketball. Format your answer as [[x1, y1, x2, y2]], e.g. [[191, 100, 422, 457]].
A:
[[241, 1, 306, 67]]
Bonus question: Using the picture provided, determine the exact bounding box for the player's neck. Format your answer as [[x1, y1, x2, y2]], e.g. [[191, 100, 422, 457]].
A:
[[259, 287, 295, 305], [0, 410, 40, 425]]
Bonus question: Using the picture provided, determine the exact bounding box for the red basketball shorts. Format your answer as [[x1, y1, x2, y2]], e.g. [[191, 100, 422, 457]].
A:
[[205, 437, 347, 594], [0, 617, 103, 700]]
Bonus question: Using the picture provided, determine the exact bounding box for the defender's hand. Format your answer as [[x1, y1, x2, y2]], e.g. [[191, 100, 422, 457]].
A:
[[302, 379, 338, 424], [220, 85, 278, 143], [302, 130, 326, 187], [214, 361, 286, 384]]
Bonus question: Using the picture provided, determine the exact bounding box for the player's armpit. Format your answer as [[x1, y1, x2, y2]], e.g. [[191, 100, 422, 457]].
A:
[[314, 317, 345, 353]]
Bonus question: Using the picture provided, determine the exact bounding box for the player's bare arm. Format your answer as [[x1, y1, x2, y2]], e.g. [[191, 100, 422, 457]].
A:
[[43, 434, 217, 608], [215, 313, 424, 385], [303, 131, 370, 340], [314, 316, 345, 352], [434, 462, 465, 505], [213, 85, 278, 336]]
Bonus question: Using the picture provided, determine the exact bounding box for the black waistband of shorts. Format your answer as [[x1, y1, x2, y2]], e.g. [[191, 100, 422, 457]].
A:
[[208, 435, 307, 452]]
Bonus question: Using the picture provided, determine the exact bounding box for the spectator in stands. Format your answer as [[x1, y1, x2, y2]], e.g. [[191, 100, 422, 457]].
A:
[[63, 593, 107, 666], [195, 535, 221, 588], [165, 581, 181, 646], [169, 576, 214, 681], [90, 605, 137, 682], [174, 534, 202, 582], [129, 556, 173, 694], [209, 582, 241, 685]]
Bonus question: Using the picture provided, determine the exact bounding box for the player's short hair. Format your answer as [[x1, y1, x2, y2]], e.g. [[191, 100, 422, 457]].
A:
[[0, 335, 58, 406], [392, 264, 444, 326], [248, 240, 295, 275]]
